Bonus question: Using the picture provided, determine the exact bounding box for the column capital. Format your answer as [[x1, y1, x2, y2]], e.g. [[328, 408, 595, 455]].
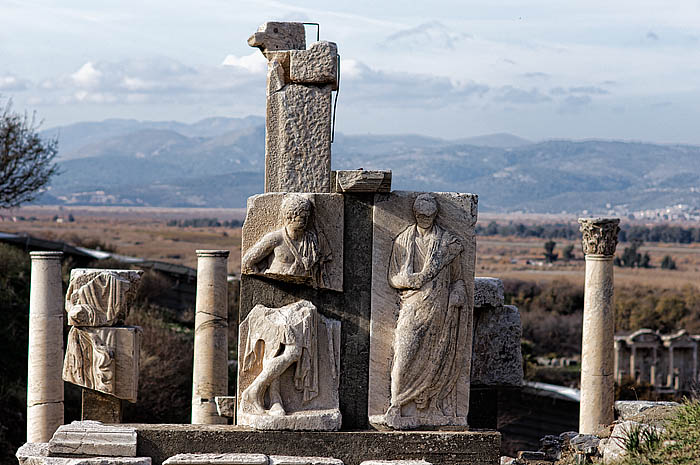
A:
[[578, 218, 620, 257]]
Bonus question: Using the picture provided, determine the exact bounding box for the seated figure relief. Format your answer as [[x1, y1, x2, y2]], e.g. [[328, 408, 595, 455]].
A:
[[240, 300, 320, 417], [385, 193, 469, 428], [242, 194, 332, 288]]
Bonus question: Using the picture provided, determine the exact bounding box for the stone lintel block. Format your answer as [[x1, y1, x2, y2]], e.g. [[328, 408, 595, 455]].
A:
[[48, 420, 137, 457], [335, 171, 391, 193], [163, 454, 268, 465], [474, 277, 504, 308], [471, 304, 523, 386], [290, 42, 338, 88], [215, 397, 237, 418], [18, 441, 150, 465], [270, 457, 343, 465]]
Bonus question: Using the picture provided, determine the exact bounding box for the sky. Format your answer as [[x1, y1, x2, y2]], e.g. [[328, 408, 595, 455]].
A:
[[2, 0, 700, 143]]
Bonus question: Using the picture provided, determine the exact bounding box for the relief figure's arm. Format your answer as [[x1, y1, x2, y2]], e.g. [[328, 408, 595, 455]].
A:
[[448, 252, 467, 309], [388, 239, 425, 290], [242, 231, 281, 273]]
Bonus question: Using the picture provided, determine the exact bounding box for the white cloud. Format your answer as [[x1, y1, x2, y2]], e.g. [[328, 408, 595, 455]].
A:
[[0, 75, 28, 91], [71, 62, 102, 88], [221, 52, 267, 74]]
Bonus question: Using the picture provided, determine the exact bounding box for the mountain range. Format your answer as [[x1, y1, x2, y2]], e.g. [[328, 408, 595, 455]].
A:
[[37, 117, 700, 213]]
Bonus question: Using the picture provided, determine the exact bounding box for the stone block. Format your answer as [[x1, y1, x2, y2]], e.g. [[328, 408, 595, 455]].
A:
[[65, 269, 142, 327], [215, 397, 237, 418], [265, 84, 333, 193], [248, 22, 306, 52], [471, 305, 523, 386], [474, 277, 504, 308], [241, 193, 343, 291], [602, 420, 663, 464], [135, 425, 501, 465], [369, 191, 478, 429], [360, 462, 431, 465], [18, 442, 150, 465], [335, 171, 391, 193], [163, 454, 268, 465], [290, 42, 338, 87], [63, 326, 141, 402], [614, 400, 679, 422], [48, 421, 136, 457], [237, 300, 341, 431], [82, 388, 123, 423], [270, 457, 343, 465]]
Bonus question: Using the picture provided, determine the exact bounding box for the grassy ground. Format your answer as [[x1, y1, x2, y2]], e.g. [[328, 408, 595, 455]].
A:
[[614, 400, 700, 465]]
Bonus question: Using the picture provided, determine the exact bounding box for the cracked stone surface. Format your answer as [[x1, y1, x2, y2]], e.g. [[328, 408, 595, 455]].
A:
[[18, 442, 150, 465], [48, 421, 137, 457]]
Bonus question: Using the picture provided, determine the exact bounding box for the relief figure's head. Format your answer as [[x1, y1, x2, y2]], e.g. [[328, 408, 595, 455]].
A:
[[413, 193, 438, 229], [281, 194, 313, 236]]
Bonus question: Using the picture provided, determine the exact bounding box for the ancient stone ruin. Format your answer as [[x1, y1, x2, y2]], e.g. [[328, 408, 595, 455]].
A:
[[18, 21, 535, 465]]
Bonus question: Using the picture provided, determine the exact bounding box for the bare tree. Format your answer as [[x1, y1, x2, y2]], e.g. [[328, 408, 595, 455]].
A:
[[0, 99, 58, 208]]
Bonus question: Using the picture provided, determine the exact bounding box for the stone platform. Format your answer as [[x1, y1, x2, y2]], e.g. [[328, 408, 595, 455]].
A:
[[132, 425, 500, 465]]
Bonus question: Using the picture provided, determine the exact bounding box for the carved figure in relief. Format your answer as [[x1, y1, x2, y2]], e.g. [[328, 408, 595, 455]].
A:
[[242, 194, 332, 288], [385, 194, 468, 426], [63, 328, 115, 393], [65, 271, 133, 326], [241, 300, 319, 416]]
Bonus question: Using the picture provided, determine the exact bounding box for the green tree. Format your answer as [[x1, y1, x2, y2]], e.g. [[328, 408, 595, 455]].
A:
[[0, 98, 58, 208], [661, 255, 677, 270], [562, 244, 575, 261], [543, 240, 558, 263]]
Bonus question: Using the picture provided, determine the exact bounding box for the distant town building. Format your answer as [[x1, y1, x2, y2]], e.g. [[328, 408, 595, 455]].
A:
[[614, 329, 700, 392]]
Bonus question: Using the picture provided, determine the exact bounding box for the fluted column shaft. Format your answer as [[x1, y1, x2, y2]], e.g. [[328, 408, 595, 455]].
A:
[[191, 250, 230, 424], [578, 218, 620, 435], [27, 251, 64, 442]]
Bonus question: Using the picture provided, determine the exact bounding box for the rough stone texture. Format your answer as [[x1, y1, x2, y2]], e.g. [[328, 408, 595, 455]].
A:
[[192, 250, 230, 425], [241, 193, 343, 291], [82, 388, 123, 423], [471, 304, 523, 386], [569, 434, 600, 455], [579, 218, 619, 436], [249, 23, 338, 194], [614, 400, 679, 422], [265, 82, 332, 193], [48, 421, 136, 457], [369, 191, 478, 430], [239, 194, 373, 430], [602, 421, 663, 464], [63, 326, 141, 402], [65, 269, 143, 326], [248, 22, 306, 53], [474, 278, 504, 308], [270, 457, 343, 465], [17, 442, 151, 465], [215, 397, 237, 418], [237, 300, 341, 431], [290, 42, 338, 86], [335, 171, 391, 194], [163, 454, 268, 465], [27, 251, 65, 443], [134, 424, 500, 465]]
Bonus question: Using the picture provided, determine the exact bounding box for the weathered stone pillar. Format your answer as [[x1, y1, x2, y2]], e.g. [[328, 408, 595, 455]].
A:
[[192, 250, 230, 424], [578, 218, 620, 435], [27, 251, 64, 442]]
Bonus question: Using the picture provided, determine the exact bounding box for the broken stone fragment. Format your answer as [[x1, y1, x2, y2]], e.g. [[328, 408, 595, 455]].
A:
[[215, 396, 237, 418], [289, 41, 338, 88], [269, 457, 344, 465], [335, 170, 391, 193], [163, 454, 268, 465], [48, 420, 137, 457], [474, 277, 504, 308], [248, 22, 306, 53], [17, 441, 150, 465]]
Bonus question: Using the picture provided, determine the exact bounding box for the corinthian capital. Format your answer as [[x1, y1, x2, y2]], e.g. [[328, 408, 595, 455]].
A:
[[578, 217, 620, 256]]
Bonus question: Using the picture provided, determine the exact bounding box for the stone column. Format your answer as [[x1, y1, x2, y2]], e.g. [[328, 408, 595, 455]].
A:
[[27, 251, 64, 442], [578, 218, 620, 435], [192, 250, 230, 424]]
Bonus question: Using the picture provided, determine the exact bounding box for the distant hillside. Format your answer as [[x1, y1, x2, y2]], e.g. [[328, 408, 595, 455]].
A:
[[36, 117, 700, 213]]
